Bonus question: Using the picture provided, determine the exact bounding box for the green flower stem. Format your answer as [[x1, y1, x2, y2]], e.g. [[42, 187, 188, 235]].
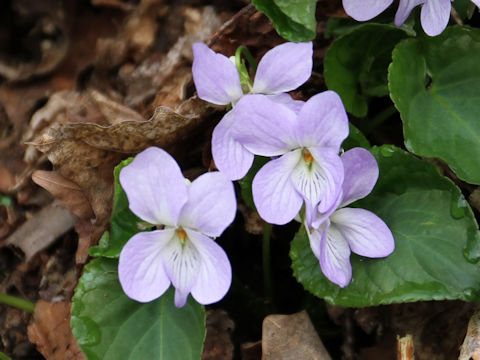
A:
[[235, 45, 258, 74], [0, 293, 35, 313], [262, 222, 273, 300]]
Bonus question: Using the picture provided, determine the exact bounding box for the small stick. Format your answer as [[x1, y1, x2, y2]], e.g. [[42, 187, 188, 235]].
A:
[[207, 4, 256, 47], [397, 334, 415, 360], [451, 7, 464, 26]]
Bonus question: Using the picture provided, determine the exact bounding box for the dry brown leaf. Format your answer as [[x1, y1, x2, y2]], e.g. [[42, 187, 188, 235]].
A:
[[202, 310, 235, 360], [262, 311, 332, 360], [32, 170, 94, 220], [459, 310, 480, 360], [32, 97, 211, 229], [27, 300, 85, 360], [120, 6, 222, 109], [74, 219, 94, 265], [6, 202, 76, 261]]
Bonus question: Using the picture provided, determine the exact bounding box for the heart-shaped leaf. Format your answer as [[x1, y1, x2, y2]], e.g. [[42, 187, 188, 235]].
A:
[[71, 258, 206, 359], [291, 145, 480, 306], [389, 26, 480, 184]]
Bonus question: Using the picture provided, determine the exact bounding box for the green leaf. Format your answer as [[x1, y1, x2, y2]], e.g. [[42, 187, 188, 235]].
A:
[[342, 123, 370, 150], [291, 145, 480, 307], [389, 26, 480, 184], [0, 352, 12, 360], [89, 158, 150, 258], [452, 0, 476, 20], [71, 258, 206, 360], [252, 0, 316, 42], [324, 23, 412, 117]]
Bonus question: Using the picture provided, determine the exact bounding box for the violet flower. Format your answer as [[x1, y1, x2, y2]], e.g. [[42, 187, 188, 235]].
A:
[[305, 147, 395, 288], [342, 0, 465, 36], [230, 91, 349, 225], [118, 147, 236, 307], [192, 41, 312, 180]]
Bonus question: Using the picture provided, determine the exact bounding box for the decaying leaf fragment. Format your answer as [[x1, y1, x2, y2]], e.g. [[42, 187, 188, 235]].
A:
[[460, 310, 480, 360], [262, 311, 332, 360], [32, 93, 211, 227], [5, 202, 76, 261], [32, 170, 94, 220], [27, 300, 85, 360]]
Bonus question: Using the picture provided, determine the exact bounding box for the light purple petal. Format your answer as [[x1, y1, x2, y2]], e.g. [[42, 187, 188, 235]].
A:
[[471, 0, 480, 7], [119, 229, 174, 302], [267, 93, 305, 114], [305, 221, 322, 259], [161, 231, 202, 308], [120, 147, 187, 226], [340, 148, 379, 207], [252, 150, 303, 225], [309, 191, 343, 229], [395, 0, 424, 26], [290, 147, 343, 213], [192, 43, 243, 105], [331, 208, 395, 258], [307, 147, 344, 213], [231, 95, 298, 156], [296, 91, 349, 150], [252, 42, 313, 94], [188, 230, 232, 305], [179, 172, 236, 237], [343, 0, 394, 21], [319, 221, 352, 287], [420, 0, 451, 36], [211, 110, 254, 181]]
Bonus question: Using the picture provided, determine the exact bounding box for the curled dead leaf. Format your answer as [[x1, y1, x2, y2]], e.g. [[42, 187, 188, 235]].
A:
[[27, 300, 85, 360], [32, 170, 94, 220], [31, 94, 211, 233]]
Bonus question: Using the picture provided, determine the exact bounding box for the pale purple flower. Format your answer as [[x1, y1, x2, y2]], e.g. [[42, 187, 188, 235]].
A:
[[118, 147, 236, 307], [305, 147, 395, 287], [192, 41, 312, 180], [230, 91, 349, 225], [342, 0, 457, 36]]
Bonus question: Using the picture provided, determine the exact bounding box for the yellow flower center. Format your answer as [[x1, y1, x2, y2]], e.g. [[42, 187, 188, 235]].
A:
[[176, 229, 187, 245], [303, 149, 313, 164]]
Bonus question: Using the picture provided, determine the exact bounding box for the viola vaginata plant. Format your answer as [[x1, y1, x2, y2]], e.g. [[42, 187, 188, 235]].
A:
[[70, 2, 480, 358], [118, 147, 236, 307]]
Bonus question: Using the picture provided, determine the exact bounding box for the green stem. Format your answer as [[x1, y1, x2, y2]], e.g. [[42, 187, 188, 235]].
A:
[[235, 45, 258, 74], [0, 293, 35, 313], [262, 222, 273, 301]]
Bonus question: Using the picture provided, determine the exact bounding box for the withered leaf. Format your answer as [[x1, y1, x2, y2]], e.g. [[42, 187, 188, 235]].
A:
[[32, 96, 211, 228], [6, 202, 76, 261], [460, 310, 480, 360], [27, 300, 85, 360], [32, 170, 94, 220], [262, 311, 332, 360]]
